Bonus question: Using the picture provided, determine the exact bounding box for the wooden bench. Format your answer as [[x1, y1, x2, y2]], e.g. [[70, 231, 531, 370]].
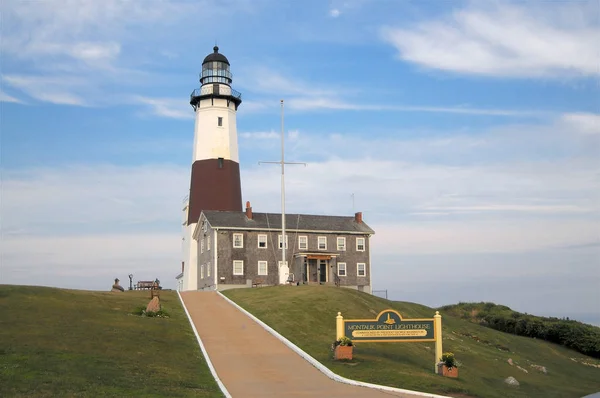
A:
[[252, 278, 264, 288]]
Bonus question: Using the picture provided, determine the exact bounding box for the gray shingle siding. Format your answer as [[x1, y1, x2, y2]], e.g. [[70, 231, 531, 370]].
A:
[[196, 210, 374, 291]]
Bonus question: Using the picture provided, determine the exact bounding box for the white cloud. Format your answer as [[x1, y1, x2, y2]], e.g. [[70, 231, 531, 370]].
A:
[[2, 75, 89, 106], [241, 67, 543, 115], [380, 2, 600, 78], [239, 131, 280, 140], [330, 8, 341, 18], [2, 233, 179, 289], [1, 164, 188, 234], [1, 113, 598, 300], [0, 90, 24, 103], [561, 112, 600, 135], [133, 96, 192, 119]]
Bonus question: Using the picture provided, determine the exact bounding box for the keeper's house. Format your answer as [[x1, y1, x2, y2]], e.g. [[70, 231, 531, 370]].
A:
[[193, 202, 375, 293]]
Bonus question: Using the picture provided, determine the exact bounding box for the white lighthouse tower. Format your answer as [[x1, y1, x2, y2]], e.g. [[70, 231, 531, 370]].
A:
[[180, 46, 243, 291]]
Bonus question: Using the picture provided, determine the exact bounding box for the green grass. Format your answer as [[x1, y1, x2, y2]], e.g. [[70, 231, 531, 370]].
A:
[[0, 285, 224, 398], [223, 285, 600, 398]]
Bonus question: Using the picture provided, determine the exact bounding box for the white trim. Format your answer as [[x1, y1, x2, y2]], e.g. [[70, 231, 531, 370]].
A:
[[357, 262, 366, 277], [177, 292, 232, 398], [298, 235, 308, 250], [337, 262, 347, 277], [258, 234, 268, 249], [356, 237, 365, 252], [233, 260, 244, 275], [213, 229, 218, 287], [337, 237, 346, 251], [317, 236, 327, 250], [233, 233, 243, 248], [278, 234, 288, 249], [212, 226, 374, 235], [216, 292, 449, 398], [258, 260, 268, 276]]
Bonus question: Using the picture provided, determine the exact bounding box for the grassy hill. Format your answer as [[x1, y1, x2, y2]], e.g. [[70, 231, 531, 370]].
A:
[[439, 302, 600, 359], [0, 285, 223, 398], [223, 285, 600, 398]]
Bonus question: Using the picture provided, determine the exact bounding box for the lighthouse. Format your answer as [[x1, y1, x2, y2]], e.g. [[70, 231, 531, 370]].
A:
[[180, 46, 243, 291]]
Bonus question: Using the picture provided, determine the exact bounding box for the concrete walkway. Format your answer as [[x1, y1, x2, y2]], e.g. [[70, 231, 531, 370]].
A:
[[181, 291, 423, 398]]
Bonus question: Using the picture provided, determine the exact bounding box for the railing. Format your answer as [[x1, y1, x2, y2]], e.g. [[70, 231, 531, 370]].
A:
[[190, 85, 242, 101], [372, 289, 388, 299]]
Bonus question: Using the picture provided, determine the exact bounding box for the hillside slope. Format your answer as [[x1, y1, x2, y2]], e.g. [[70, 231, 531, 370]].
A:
[[0, 285, 223, 398], [440, 302, 600, 359], [223, 285, 600, 398]]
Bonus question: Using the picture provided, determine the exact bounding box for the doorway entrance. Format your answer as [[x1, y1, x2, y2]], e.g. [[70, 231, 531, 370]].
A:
[[319, 260, 327, 283]]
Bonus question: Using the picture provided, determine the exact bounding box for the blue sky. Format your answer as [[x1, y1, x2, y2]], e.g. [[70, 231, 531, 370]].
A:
[[1, 0, 599, 324]]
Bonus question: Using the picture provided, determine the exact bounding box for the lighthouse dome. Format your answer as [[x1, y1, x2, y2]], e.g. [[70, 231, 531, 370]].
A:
[[203, 46, 230, 66]]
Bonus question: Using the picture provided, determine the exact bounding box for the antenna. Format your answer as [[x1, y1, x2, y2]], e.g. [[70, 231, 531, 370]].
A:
[[259, 100, 307, 285]]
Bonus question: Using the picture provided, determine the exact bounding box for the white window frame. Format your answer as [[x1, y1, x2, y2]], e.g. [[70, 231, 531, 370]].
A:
[[337, 237, 346, 251], [258, 234, 268, 249], [318, 236, 327, 250], [357, 263, 366, 277], [207, 261, 211, 277], [207, 235, 211, 250], [258, 261, 268, 276], [200, 264, 204, 279], [200, 239, 204, 253], [337, 262, 347, 276], [278, 234, 288, 249], [233, 260, 244, 275], [356, 237, 365, 252], [298, 235, 308, 250], [233, 233, 243, 248]]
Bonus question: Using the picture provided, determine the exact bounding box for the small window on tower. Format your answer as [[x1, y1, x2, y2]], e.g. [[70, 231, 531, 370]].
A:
[[218, 117, 223, 127], [218, 157, 224, 168]]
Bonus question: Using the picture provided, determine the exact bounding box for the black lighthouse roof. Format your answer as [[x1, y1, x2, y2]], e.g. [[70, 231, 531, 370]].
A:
[[203, 46, 230, 65]]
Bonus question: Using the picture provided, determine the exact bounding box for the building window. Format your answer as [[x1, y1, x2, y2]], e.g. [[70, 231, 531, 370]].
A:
[[233, 233, 243, 248], [207, 262, 211, 277], [357, 263, 366, 277], [356, 237, 365, 251], [258, 234, 267, 248], [298, 236, 308, 250], [337, 237, 346, 251], [233, 260, 244, 275], [200, 264, 204, 279], [218, 116, 223, 126], [318, 236, 327, 250], [337, 262, 347, 276], [278, 235, 288, 249], [207, 235, 211, 250], [258, 261, 268, 276], [201, 239, 204, 253]]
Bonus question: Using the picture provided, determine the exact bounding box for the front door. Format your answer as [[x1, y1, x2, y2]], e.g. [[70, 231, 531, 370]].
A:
[[319, 260, 328, 283]]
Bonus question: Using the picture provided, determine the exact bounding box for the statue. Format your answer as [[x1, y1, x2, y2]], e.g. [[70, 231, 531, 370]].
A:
[[111, 278, 124, 292]]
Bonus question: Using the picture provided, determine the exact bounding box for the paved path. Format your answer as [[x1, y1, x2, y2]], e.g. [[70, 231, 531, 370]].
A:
[[181, 291, 422, 398]]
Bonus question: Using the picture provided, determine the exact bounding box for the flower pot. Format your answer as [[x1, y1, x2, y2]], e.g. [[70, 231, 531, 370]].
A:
[[437, 363, 458, 378], [334, 345, 353, 360]]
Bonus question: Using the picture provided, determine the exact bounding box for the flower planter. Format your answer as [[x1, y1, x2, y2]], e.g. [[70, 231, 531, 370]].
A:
[[437, 363, 458, 378], [334, 345, 353, 360]]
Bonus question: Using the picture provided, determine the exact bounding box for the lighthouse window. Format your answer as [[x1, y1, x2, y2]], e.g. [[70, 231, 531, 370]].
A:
[[218, 157, 224, 168], [218, 117, 223, 127]]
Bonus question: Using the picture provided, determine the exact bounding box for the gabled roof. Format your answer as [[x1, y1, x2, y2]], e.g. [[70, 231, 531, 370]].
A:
[[201, 210, 375, 235]]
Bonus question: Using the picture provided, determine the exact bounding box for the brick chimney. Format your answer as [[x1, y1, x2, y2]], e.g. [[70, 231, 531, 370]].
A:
[[245, 201, 253, 220], [355, 212, 362, 223]]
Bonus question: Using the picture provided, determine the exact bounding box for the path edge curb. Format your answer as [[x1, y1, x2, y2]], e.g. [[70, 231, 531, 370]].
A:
[[178, 291, 232, 398], [217, 291, 450, 398]]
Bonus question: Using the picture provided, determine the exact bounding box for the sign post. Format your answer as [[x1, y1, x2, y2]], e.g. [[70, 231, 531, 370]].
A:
[[336, 309, 443, 372]]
